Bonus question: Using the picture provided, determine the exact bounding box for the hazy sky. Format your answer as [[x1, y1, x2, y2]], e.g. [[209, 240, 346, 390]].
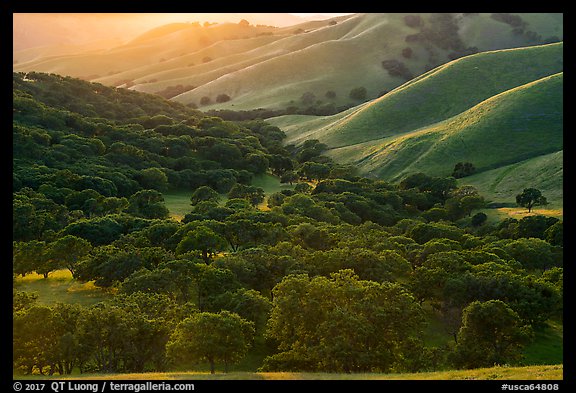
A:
[[13, 13, 357, 52], [290, 13, 354, 18]]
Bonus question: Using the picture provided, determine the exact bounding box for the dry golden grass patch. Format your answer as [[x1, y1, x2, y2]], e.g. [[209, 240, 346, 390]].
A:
[[497, 207, 563, 220], [25, 365, 562, 381]]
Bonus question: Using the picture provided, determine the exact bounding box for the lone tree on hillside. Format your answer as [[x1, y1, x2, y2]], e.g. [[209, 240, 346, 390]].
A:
[[515, 188, 547, 213], [452, 162, 476, 178]]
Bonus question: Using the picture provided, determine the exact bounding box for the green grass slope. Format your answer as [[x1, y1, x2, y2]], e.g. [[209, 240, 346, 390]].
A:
[[459, 150, 563, 207], [326, 72, 562, 183], [14, 13, 563, 112], [279, 42, 563, 148]]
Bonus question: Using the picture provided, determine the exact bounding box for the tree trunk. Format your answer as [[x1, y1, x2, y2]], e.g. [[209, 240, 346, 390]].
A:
[[209, 358, 215, 374]]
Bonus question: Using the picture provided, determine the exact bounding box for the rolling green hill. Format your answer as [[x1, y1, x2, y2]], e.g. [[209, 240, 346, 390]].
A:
[[14, 13, 563, 112], [336, 72, 563, 180], [169, 13, 562, 111], [278, 42, 563, 148], [460, 150, 563, 206], [267, 43, 562, 208]]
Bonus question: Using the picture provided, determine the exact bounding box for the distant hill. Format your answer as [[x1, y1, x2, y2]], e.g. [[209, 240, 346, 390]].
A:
[[14, 13, 563, 112], [13, 13, 563, 208], [12, 13, 307, 52]]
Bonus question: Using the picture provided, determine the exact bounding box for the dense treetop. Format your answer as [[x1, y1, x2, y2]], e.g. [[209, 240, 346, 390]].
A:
[[13, 72, 562, 376]]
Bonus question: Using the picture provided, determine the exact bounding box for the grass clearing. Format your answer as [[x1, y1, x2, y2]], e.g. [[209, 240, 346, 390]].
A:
[[251, 173, 294, 195], [495, 207, 563, 220], [163, 174, 294, 219], [251, 173, 295, 210], [162, 189, 195, 221]]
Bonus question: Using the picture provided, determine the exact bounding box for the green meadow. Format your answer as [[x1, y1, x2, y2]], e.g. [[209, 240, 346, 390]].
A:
[[13, 270, 114, 307], [163, 174, 295, 220]]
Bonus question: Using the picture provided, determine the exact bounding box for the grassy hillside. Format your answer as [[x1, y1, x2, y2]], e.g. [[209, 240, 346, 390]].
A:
[[346, 72, 563, 181], [171, 14, 563, 111], [14, 13, 563, 111], [458, 150, 563, 223], [277, 42, 563, 148], [460, 150, 563, 207], [170, 13, 421, 109], [267, 43, 563, 208]]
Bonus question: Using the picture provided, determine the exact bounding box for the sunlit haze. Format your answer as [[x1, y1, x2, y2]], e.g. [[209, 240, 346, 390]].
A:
[[13, 13, 356, 52]]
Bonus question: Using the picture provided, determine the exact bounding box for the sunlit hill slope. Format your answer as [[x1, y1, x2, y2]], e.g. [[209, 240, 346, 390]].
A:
[[13, 13, 563, 112], [267, 42, 562, 206]]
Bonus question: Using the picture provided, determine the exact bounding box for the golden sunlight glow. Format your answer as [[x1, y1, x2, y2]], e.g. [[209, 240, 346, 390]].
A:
[[13, 13, 354, 52]]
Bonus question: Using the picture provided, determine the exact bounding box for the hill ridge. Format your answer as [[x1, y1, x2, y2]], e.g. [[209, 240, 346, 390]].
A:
[[328, 71, 562, 182], [14, 13, 563, 112], [281, 41, 562, 149]]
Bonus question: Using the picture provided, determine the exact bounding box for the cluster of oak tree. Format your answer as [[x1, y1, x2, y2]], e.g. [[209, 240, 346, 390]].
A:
[[13, 72, 562, 375]]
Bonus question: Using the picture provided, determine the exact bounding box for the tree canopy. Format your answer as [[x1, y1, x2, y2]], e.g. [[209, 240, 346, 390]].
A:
[[12, 72, 562, 376]]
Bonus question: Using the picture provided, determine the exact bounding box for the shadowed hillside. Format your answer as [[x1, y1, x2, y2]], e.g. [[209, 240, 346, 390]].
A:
[[334, 72, 562, 181], [459, 150, 563, 207]]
